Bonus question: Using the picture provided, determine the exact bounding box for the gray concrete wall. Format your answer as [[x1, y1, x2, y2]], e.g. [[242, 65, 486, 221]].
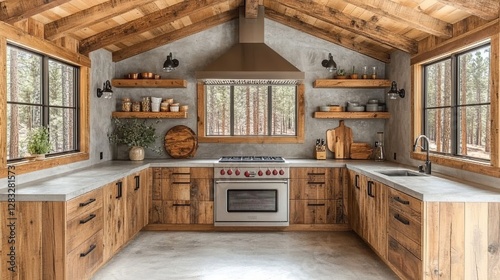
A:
[[114, 19, 387, 159]]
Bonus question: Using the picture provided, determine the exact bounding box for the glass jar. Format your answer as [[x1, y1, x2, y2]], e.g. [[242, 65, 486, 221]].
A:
[[141, 96, 151, 112], [132, 101, 141, 112], [121, 98, 132, 112]]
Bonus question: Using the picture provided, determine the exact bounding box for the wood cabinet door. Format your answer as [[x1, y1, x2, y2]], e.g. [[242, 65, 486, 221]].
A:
[[365, 180, 387, 258], [103, 179, 126, 262], [125, 168, 149, 239]]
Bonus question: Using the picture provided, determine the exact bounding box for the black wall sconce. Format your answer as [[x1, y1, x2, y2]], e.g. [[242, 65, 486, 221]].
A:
[[387, 81, 405, 99], [163, 52, 179, 72], [97, 80, 113, 98], [321, 53, 337, 72]]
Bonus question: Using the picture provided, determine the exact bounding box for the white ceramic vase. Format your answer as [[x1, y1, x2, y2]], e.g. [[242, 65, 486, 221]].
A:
[[129, 146, 145, 161]]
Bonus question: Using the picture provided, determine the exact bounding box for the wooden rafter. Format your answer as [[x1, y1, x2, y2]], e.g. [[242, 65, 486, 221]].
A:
[[44, 0, 159, 41], [112, 10, 238, 62], [245, 0, 259, 18], [265, 8, 390, 63], [0, 0, 72, 24], [342, 0, 452, 38], [79, 0, 228, 55], [275, 0, 417, 54], [436, 0, 499, 21]]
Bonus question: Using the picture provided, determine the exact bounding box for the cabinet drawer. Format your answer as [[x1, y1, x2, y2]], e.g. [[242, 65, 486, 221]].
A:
[[290, 179, 329, 200], [388, 227, 421, 259], [67, 230, 103, 280], [66, 188, 103, 220], [388, 236, 422, 280], [290, 200, 339, 224], [388, 188, 421, 221], [66, 207, 103, 253], [162, 180, 191, 201], [162, 167, 190, 179], [290, 168, 328, 180], [388, 207, 421, 245]]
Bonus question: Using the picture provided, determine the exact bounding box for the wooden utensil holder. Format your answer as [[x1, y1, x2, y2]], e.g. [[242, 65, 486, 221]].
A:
[[315, 150, 326, 160]]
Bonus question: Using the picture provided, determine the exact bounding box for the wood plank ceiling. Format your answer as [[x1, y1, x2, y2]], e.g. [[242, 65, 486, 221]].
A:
[[0, 0, 498, 63]]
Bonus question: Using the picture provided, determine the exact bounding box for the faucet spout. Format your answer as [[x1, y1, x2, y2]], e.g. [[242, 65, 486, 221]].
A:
[[413, 135, 432, 174]]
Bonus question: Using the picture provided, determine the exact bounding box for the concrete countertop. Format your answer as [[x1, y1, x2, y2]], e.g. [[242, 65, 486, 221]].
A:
[[1, 159, 499, 202]]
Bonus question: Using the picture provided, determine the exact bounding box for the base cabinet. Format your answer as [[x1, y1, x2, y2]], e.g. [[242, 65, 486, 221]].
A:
[[103, 179, 126, 262]]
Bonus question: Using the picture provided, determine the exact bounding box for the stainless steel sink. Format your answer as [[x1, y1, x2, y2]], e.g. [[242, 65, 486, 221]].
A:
[[377, 169, 426, 177]]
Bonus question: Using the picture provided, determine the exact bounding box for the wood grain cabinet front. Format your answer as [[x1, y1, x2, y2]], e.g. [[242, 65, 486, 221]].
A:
[[126, 169, 149, 240], [103, 179, 126, 262]]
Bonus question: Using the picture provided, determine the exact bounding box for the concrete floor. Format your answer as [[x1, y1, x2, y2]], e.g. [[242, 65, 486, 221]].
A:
[[92, 231, 399, 280]]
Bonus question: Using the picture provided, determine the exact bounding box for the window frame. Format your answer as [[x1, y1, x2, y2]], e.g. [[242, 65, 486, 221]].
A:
[[197, 82, 305, 143], [411, 30, 500, 177]]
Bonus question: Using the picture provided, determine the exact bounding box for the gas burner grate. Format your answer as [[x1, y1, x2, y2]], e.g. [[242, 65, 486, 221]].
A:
[[218, 156, 285, 163]]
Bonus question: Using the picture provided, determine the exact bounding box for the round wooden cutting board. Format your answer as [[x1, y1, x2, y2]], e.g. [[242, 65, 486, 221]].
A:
[[164, 125, 198, 158]]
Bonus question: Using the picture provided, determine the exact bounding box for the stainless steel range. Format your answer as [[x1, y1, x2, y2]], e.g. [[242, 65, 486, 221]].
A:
[[214, 156, 289, 227]]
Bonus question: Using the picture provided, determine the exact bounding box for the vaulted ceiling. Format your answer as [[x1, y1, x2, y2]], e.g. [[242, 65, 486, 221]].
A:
[[1, 0, 498, 63]]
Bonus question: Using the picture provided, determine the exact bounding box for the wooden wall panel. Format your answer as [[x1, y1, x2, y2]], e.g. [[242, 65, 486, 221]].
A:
[[488, 203, 500, 279], [464, 203, 489, 280]]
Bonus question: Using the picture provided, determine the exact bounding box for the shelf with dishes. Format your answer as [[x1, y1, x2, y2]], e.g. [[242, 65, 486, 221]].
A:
[[313, 79, 391, 88], [111, 111, 187, 119], [314, 112, 390, 119], [111, 78, 187, 88]]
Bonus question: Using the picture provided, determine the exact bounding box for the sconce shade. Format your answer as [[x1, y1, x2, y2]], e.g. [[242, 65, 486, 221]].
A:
[[97, 80, 113, 98], [387, 81, 405, 99], [321, 53, 337, 72], [163, 52, 179, 72]]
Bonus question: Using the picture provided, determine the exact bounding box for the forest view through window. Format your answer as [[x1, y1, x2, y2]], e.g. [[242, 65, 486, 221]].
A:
[[6, 44, 79, 161], [205, 85, 296, 136], [423, 43, 490, 161]]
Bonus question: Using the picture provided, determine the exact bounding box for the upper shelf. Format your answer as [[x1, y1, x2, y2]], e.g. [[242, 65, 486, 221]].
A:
[[313, 79, 391, 88], [112, 112, 187, 119], [314, 112, 391, 119], [112, 79, 187, 88]]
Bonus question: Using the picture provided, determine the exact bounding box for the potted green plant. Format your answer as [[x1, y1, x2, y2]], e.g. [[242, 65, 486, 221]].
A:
[[26, 126, 51, 160], [350, 66, 358, 79], [335, 69, 346, 79], [108, 118, 162, 160]]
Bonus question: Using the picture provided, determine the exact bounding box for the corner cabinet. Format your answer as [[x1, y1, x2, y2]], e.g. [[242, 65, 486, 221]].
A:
[[313, 79, 392, 119]]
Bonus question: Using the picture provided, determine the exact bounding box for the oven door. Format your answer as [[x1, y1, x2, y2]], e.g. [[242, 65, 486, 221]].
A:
[[214, 180, 289, 226]]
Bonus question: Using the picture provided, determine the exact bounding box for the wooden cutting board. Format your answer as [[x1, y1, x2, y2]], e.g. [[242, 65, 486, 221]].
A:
[[331, 120, 353, 159], [164, 125, 198, 158], [350, 142, 373, 159]]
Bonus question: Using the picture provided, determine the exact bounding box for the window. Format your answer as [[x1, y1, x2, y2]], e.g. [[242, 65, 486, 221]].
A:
[[6, 44, 79, 162], [198, 83, 304, 143], [422, 44, 491, 161]]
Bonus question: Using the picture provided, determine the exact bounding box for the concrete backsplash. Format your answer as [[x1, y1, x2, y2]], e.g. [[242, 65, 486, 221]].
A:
[[113, 19, 387, 159]]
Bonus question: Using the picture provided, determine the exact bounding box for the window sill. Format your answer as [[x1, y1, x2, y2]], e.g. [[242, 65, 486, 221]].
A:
[[1, 152, 89, 178], [198, 136, 305, 144], [410, 151, 499, 178]]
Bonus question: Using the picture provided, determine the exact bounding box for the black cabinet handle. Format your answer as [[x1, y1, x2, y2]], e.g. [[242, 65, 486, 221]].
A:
[[79, 198, 96, 207], [355, 175, 360, 189], [172, 203, 191, 207], [307, 182, 326, 185], [172, 182, 191, 185], [134, 175, 140, 191], [367, 181, 375, 198], [172, 172, 190, 175], [393, 196, 410, 205], [394, 214, 410, 225], [80, 244, 96, 257], [116, 181, 123, 199], [307, 203, 325, 206], [307, 172, 325, 176], [80, 214, 96, 224]]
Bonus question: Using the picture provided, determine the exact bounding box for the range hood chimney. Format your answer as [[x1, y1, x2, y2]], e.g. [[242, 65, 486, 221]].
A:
[[195, 6, 304, 83]]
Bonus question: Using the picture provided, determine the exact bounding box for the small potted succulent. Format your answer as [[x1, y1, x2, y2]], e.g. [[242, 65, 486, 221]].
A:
[[108, 118, 162, 160], [335, 69, 346, 79], [26, 126, 51, 160], [350, 66, 358, 79]]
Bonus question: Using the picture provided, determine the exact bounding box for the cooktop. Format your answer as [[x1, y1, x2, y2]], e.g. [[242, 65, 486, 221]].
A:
[[218, 156, 285, 163]]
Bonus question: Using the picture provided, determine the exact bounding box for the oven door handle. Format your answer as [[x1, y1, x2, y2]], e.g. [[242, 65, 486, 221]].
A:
[[215, 180, 288, 184]]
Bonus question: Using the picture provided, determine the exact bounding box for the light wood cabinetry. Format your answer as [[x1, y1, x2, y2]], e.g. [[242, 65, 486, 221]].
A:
[[103, 179, 126, 262], [289, 167, 347, 225], [150, 167, 214, 225], [126, 168, 150, 240]]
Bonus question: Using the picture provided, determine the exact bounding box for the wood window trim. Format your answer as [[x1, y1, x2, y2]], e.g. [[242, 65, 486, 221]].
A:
[[197, 82, 305, 144], [410, 25, 500, 178], [0, 26, 90, 178]]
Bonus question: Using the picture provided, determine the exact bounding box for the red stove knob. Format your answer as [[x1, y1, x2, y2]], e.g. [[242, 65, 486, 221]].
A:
[[279, 169, 285, 175], [244, 171, 250, 177], [227, 169, 233, 175], [220, 169, 226, 175], [266, 169, 272, 176], [258, 170, 263, 176], [272, 169, 278, 175], [235, 169, 241, 176]]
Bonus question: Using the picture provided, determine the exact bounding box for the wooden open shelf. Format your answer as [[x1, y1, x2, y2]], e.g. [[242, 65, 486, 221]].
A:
[[111, 79, 187, 88], [313, 79, 391, 88], [314, 112, 391, 119], [111, 111, 188, 119]]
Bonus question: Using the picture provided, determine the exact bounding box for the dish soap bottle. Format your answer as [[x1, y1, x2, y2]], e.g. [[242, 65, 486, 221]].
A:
[[373, 132, 385, 161]]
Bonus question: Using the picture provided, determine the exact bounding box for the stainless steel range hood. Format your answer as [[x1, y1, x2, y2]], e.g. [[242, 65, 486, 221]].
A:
[[195, 6, 304, 83]]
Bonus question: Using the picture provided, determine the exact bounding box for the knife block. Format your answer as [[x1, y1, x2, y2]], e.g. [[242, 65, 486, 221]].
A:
[[315, 150, 326, 160]]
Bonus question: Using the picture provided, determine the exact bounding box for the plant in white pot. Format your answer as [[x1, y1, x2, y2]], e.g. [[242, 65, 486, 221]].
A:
[[108, 118, 162, 160], [26, 126, 51, 160]]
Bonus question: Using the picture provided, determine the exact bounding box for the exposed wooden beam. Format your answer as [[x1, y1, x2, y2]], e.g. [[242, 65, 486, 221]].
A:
[[112, 10, 238, 62], [275, 0, 417, 54], [79, 0, 228, 55], [436, 0, 499, 21], [245, 0, 259, 18], [265, 8, 391, 63], [342, 0, 452, 38], [0, 0, 72, 24], [44, 0, 158, 41]]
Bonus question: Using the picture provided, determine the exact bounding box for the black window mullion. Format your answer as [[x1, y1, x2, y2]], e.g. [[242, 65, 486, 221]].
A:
[[267, 86, 272, 136], [42, 56, 50, 128], [73, 67, 80, 150], [450, 54, 458, 155]]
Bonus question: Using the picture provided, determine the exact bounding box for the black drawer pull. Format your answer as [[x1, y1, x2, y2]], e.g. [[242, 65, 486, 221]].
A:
[[355, 175, 360, 189], [134, 175, 140, 191], [173, 203, 191, 207], [80, 244, 96, 257], [307, 182, 326, 185], [80, 214, 96, 224], [307, 203, 325, 207], [367, 181, 375, 198], [172, 172, 190, 175], [394, 214, 410, 225], [172, 182, 191, 185], [393, 196, 410, 205], [307, 172, 325, 176], [79, 198, 96, 207], [116, 181, 122, 199]]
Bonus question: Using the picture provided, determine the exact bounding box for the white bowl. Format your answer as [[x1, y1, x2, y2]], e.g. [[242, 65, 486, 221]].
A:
[[348, 105, 365, 112], [319, 106, 330, 112]]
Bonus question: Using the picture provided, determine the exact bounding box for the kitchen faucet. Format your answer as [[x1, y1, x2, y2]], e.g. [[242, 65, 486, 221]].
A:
[[413, 135, 432, 174]]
